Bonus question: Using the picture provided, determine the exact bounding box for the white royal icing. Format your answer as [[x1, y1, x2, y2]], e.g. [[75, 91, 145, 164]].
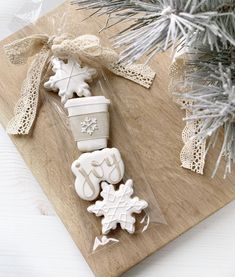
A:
[[44, 57, 97, 103], [88, 179, 148, 234], [71, 148, 125, 201]]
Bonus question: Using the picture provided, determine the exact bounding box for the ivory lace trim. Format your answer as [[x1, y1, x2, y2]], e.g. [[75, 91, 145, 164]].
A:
[[4, 34, 156, 135], [180, 110, 206, 174], [6, 46, 50, 135], [52, 35, 155, 89], [170, 58, 206, 174]]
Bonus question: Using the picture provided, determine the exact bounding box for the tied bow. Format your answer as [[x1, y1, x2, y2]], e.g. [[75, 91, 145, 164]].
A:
[[4, 34, 155, 135]]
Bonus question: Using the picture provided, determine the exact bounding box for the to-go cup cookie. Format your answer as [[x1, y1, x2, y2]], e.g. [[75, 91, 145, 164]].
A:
[[65, 96, 110, 152]]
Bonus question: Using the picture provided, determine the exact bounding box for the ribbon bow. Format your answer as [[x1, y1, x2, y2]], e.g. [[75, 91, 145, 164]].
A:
[[4, 34, 155, 135]]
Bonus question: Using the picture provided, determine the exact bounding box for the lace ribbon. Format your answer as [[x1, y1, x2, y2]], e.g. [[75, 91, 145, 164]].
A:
[[170, 57, 206, 175], [4, 34, 156, 135], [180, 110, 206, 174]]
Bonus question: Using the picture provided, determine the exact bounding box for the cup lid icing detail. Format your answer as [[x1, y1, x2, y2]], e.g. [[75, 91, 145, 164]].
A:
[[65, 96, 110, 108]]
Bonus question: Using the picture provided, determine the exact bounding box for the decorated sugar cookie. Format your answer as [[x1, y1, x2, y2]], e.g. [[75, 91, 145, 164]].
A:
[[44, 57, 97, 103], [71, 148, 125, 201], [65, 96, 110, 152], [88, 179, 148, 234]]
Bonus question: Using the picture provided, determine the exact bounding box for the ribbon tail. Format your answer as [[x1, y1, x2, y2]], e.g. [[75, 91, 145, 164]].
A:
[[52, 36, 156, 89], [180, 121, 206, 175], [170, 57, 207, 174], [109, 62, 156, 89], [180, 109, 206, 175], [7, 46, 50, 135]]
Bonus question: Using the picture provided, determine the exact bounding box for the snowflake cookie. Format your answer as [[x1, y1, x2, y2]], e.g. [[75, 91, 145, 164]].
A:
[[44, 57, 97, 103], [88, 179, 148, 234]]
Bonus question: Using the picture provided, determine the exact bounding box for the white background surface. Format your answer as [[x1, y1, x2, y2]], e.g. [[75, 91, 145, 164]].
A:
[[0, 1, 235, 276]]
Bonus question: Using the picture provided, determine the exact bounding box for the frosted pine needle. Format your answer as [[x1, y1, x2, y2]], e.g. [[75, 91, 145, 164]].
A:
[[176, 60, 235, 177], [72, 0, 235, 63], [73, 0, 235, 176]]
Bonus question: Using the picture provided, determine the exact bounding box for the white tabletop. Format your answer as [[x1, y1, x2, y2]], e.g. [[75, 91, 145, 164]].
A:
[[0, 1, 235, 276]]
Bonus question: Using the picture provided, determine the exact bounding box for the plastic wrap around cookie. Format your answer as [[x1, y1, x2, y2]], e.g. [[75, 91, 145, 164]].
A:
[[4, 1, 166, 255], [88, 180, 148, 234]]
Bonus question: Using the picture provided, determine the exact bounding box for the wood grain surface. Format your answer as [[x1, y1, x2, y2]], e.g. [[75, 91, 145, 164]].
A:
[[0, 2, 235, 277]]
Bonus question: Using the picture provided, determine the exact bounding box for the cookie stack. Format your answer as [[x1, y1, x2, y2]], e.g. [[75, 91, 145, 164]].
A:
[[45, 57, 148, 235]]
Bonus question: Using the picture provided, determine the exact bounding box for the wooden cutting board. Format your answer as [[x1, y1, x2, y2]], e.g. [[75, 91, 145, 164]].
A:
[[0, 2, 235, 277]]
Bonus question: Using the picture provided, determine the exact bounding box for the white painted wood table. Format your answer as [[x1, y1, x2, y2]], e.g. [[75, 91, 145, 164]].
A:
[[0, 1, 235, 276]]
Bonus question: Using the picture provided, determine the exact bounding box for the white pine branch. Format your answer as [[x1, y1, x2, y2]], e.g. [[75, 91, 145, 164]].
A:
[[72, 0, 235, 63]]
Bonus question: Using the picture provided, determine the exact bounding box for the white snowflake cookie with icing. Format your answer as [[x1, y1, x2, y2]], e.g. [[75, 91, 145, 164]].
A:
[[88, 179, 148, 234], [44, 57, 97, 103], [71, 148, 125, 201]]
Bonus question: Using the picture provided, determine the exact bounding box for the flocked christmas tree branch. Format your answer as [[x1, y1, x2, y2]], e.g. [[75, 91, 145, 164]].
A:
[[175, 48, 235, 177], [72, 0, 235, 176], [72, 0, 235, 63]]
